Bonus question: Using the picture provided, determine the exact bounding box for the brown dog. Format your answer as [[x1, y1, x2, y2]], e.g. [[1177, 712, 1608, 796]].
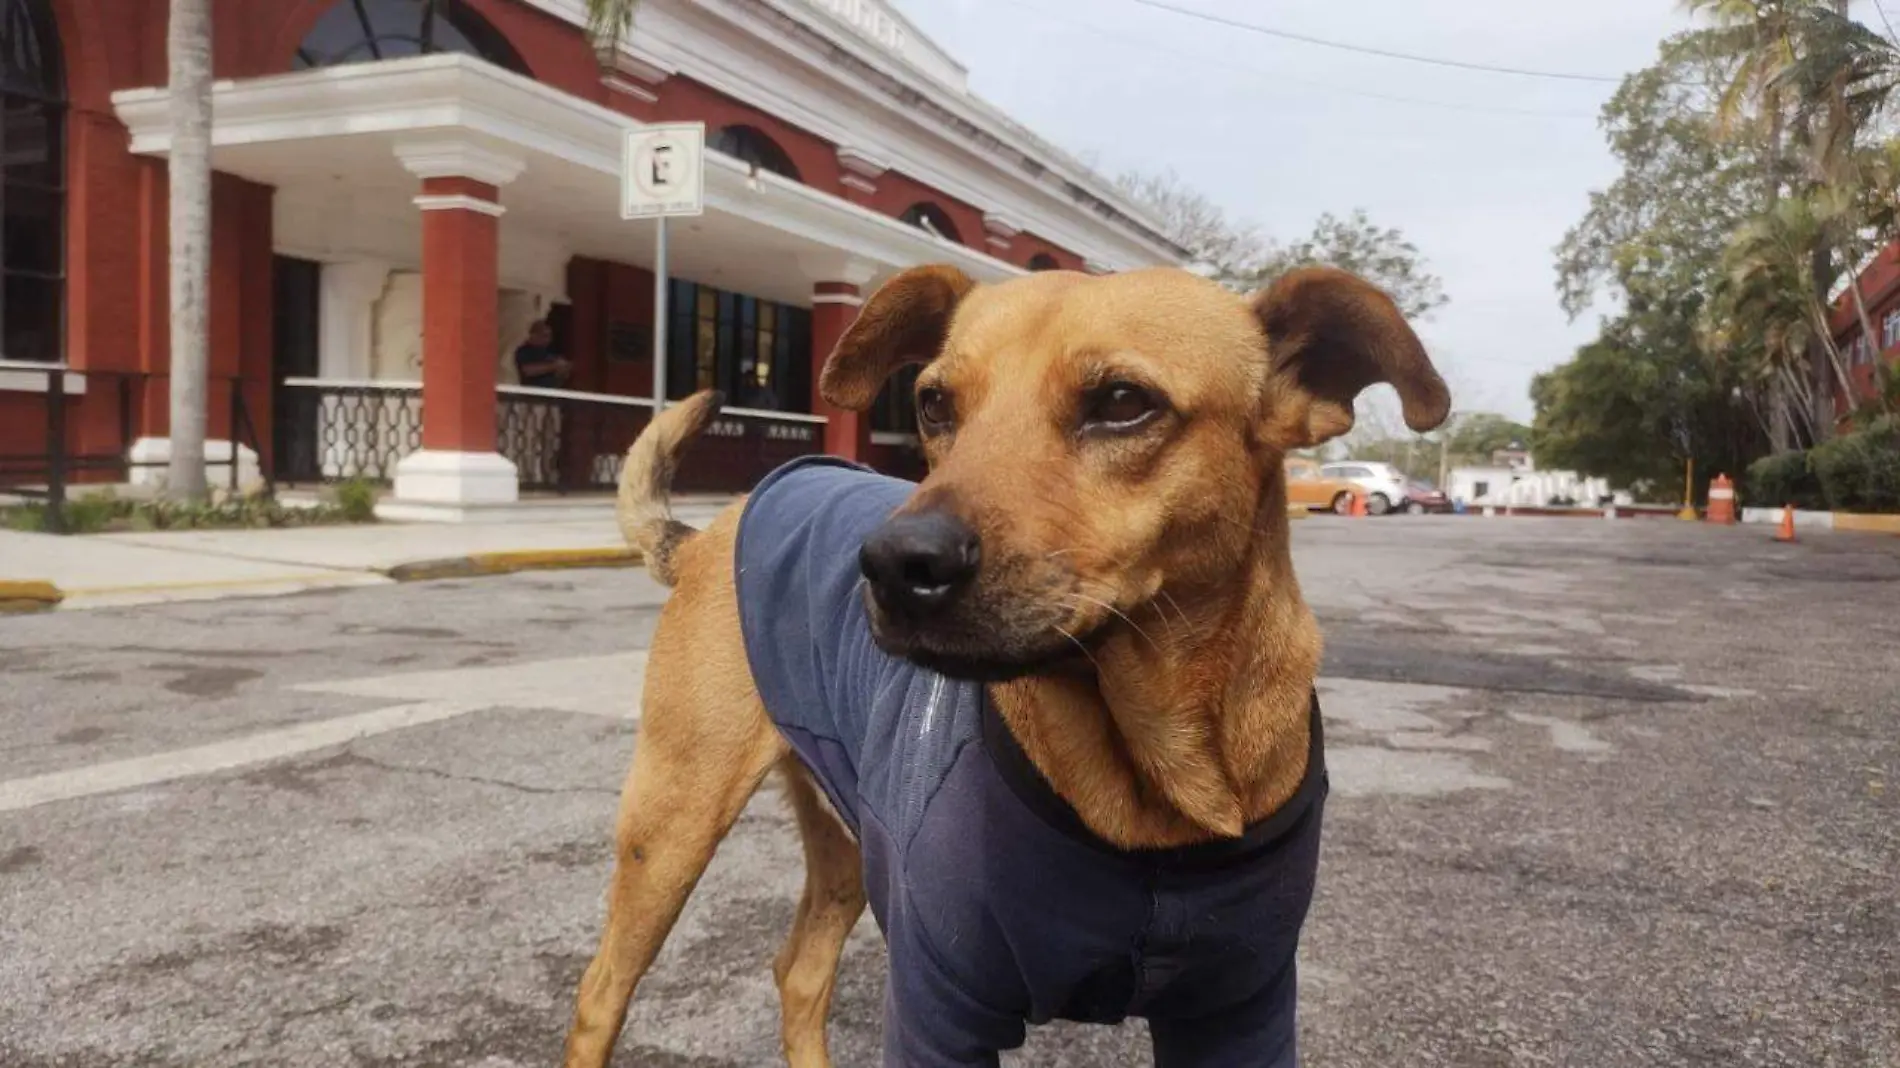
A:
[[561, 264, 1450, 1067]]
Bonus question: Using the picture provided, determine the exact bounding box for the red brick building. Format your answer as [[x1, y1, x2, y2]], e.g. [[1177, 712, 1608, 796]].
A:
[[1, 0, 1181, 516], [1830, 242, 1900, 422]]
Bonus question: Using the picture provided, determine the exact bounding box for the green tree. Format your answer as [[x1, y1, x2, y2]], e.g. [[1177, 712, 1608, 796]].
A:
[[1686, 0, 1900, 438], [1246, 210, 1448, 320], [1532, 314, 1766, 498], [1117, 172, 1448, 318], [1548, 31, 1772, 493], [1114, 170, 1268, 285], [1440, 413, 1533, 463]]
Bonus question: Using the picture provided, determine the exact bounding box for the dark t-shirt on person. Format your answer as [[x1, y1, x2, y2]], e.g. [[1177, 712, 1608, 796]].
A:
[[514, 343, 561, 389]]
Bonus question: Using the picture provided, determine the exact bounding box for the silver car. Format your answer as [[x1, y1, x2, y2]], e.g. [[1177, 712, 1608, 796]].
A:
[[1319, 461, 1411, 516]]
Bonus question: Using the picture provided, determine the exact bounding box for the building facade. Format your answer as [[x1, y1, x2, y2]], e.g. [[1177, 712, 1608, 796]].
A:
[[0, 0, 1182, 513], [1829, 241, 1900, 423]]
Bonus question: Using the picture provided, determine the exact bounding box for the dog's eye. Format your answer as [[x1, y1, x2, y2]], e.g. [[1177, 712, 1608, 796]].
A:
[[917, 387, 954, 431], [1084, 383, 1160, 430]]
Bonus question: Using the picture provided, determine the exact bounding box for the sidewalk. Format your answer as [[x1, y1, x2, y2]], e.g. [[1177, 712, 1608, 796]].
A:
[[0, 498, 736, 610]]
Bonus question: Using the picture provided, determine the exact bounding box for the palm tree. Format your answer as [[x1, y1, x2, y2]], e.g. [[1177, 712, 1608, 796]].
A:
[[1707, 191, 1872, 442], [583, 0, 644, 63], [166, 0, 213, 501], [1685, 0, 1900, 439]]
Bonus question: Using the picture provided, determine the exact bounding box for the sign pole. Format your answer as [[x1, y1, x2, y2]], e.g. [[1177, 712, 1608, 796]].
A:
[[652, 216, 668, 412], [621, 121, 703, 418]]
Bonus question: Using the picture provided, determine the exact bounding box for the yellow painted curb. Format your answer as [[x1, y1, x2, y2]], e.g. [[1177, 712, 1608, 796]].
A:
[[386, 547, 640, 582], [467, 547, 639, 572], [0, 579, 64, 613], [1834, 512, 1900, 536], [60, 574, 383, 597]]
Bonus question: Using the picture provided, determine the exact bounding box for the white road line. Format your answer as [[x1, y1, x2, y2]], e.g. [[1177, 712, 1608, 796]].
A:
[[294, 652, 646, 719], [0, 702, 476, 814]]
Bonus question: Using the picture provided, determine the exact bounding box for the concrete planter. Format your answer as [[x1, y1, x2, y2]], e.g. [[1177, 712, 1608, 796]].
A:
[[1833, 512, 1900, 535], [1741, 507, 1833, 530]]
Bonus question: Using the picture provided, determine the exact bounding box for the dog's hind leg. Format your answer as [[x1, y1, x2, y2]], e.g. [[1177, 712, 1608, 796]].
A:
[[773, 760, 867, 1068], [561, 675, 786, 1068]]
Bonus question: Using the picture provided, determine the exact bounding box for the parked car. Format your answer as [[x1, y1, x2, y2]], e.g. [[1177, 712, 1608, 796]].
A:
[[1283, 457, 1361, 514], [1402, 480, 1452, 515], [1320, 461, 1411, 516]]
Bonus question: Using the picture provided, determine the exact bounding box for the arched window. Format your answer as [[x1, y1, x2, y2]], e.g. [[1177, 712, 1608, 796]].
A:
[[709, 125, 801, 182], [1027, 253, 1060, 272], [901, 202, 962, 245], [1, 0, 65, 363], [294, 0, 526, 74]]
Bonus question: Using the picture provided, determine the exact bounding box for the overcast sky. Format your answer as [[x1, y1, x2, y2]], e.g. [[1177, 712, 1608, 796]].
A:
[[889, 0, 1700, 422]]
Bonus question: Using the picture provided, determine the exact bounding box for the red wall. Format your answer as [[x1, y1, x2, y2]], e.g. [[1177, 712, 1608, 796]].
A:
[[32, 0, 1107, 480], [1829, 243, 1900, 418]]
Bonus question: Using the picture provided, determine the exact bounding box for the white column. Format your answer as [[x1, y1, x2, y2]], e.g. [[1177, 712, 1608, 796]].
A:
[[318, 260, 390, 381]]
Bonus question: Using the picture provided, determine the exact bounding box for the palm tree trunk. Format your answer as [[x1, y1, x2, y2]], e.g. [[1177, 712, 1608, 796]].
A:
[[1808, 243, 1838, 438], [166, 0, 213, 501], [1763, 92, 1791, 451]]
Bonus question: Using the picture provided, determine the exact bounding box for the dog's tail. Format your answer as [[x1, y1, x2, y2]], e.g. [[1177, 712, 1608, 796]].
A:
[[616, 389, 724, 587]]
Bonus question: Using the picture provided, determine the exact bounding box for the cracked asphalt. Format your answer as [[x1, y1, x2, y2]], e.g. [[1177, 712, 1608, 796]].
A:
[[1, 515, 1896, 1067]]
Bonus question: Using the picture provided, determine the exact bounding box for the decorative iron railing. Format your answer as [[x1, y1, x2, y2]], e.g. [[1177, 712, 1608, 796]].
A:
[[0, 364, 268, 533], [279, 379, 826, 493]]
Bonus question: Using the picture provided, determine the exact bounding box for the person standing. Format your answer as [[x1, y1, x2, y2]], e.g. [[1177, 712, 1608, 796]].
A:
[[514, 321, 572, 388]]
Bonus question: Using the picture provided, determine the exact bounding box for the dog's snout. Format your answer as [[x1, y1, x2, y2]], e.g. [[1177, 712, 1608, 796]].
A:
[[859, 512, 982, 617]]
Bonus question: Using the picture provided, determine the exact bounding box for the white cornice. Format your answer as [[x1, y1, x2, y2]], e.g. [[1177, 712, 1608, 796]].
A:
[[396, 139, 527, 185], [508, 0, 1183, 268], [413, 193, 507, 216], [111, 55, 1028, 287], [837, 145, 889, 179]]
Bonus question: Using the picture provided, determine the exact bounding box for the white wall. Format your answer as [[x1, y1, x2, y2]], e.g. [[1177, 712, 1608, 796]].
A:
[[1449, 465, 1615, 507]]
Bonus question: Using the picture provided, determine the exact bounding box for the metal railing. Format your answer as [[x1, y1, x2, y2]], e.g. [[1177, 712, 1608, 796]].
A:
[[0, 363, 268, 534], [280, 378, 828, 494]]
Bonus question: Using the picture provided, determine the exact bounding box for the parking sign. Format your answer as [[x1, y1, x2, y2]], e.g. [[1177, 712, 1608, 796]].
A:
[[622, 123, 706, 219]]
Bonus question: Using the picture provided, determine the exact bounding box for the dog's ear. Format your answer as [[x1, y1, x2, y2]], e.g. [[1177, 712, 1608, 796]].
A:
[[1250, 266, 1451, 448], [820, 265, 975, 411]]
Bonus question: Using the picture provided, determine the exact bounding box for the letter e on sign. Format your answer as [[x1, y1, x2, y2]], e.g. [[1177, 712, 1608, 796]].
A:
[[622, 123, 706, 219]]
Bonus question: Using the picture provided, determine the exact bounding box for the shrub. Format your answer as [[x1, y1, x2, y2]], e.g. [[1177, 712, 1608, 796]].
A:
[[1746, 450, 1827, 511], [0, 487, 381, 534], [333, 478, 378, 523], [1809, 417, 1900, 514]]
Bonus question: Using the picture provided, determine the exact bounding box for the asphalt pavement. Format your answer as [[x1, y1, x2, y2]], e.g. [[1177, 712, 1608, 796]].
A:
[[2, 515, 1896, 1067]]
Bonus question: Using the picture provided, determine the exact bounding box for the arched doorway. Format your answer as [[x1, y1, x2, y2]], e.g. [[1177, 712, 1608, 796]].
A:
[[709, 125, 801, 182], [293, 0, 527, 73], [1, 0, 66, 363], [1028, 253, 1060, 272]]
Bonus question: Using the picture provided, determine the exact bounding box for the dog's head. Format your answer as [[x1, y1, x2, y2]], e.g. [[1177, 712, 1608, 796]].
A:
[[821, 264, 1449, 681]]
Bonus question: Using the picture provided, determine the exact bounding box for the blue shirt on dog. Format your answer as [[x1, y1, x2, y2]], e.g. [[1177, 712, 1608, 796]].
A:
[[735, 455, 1327, 1067]]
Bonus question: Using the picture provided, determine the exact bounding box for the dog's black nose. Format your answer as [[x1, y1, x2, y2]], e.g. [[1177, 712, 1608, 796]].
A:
[[859, 512, 982, 617]]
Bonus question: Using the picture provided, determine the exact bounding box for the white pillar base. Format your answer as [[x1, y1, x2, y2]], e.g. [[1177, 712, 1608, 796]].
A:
[[389, 449, 519, 512], [128, 437, 264, 494]]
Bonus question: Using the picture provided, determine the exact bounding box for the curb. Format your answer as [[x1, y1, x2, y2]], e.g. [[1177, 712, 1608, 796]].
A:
[[383, 547, 641, 583], [0, 579, 65, 614]]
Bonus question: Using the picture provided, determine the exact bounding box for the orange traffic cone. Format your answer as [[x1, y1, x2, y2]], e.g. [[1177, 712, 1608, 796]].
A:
[[1350, 491, 1368, 518], [1774, 503, 1796, 543]]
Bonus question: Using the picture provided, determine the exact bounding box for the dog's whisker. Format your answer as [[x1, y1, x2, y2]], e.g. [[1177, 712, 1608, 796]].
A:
[[1072, 592, 1158, 651], [1053, 623, 1102, 672], [1159, 590, 1192, 635]]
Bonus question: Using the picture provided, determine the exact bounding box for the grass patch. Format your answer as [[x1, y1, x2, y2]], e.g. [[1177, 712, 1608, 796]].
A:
[[1, 482, 383, 535]]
